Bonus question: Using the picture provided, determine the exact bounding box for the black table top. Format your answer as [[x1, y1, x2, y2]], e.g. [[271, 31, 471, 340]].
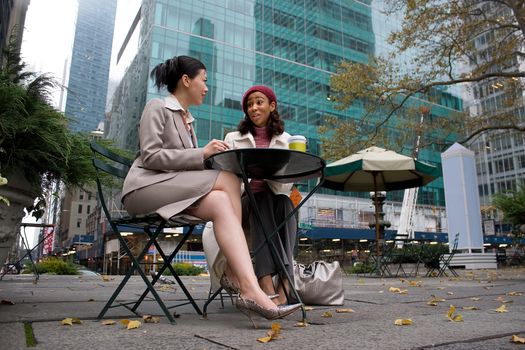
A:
[[204, 148, 325, 182]]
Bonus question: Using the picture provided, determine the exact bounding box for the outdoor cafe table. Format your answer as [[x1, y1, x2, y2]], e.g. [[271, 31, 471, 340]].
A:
[[203, 148, 326, 320]]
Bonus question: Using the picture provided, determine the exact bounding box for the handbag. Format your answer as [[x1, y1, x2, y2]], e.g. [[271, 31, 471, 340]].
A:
[[293, 260, 344, 306]]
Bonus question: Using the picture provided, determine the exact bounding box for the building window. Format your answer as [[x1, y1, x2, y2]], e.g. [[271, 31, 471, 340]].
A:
[[76, 218, 82, 228], [78, 204, 83, 214], [79, 192, 84, 200], [87, 205, 91, 214]]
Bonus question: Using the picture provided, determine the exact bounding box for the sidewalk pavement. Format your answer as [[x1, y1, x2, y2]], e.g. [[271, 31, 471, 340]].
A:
[[1, 268, 524, 350]]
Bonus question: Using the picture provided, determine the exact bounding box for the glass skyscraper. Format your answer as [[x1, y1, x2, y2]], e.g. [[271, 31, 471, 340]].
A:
[[65, 0, 117, 133], [107, 0, 462, 232]]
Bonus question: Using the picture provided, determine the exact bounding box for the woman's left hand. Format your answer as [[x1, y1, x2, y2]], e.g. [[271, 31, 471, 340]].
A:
[[203, 139, 230, 158]]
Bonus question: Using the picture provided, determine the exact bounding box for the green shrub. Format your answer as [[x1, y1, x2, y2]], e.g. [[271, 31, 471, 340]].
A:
[[23, 257, 79, 275], [346, 263, 375, 274], [162, 262, 204, 276]]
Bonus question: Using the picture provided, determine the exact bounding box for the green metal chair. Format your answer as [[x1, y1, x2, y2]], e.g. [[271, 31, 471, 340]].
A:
[[437, 233, 460, 277], [90, 141, 205, 324]]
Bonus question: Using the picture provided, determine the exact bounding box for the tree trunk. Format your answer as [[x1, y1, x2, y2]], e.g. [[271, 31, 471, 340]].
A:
[[0, 174, 35, 265]]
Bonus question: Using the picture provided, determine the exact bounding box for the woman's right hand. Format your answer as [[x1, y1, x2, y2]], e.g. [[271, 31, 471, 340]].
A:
[[203, 139, 230, 158]]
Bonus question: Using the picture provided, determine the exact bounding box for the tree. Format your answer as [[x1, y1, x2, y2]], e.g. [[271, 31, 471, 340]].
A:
[[0, 31, 97, 218], [492, 186, 525, 232], [320, 0, 525, 161]]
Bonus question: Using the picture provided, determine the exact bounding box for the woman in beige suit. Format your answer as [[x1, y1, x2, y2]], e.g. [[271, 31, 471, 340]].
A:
[[121, 56, 300, 324]]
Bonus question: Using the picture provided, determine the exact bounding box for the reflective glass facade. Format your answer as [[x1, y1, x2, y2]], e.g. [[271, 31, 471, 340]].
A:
[[107, 0, 462, 210], [65, 0, 117, 133]]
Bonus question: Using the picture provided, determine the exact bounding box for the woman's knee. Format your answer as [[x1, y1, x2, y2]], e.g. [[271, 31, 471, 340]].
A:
[[215, 171, 241, 191]]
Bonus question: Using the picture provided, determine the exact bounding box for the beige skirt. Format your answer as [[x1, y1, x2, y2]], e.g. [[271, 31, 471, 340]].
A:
[[122, 169, 220, 219]]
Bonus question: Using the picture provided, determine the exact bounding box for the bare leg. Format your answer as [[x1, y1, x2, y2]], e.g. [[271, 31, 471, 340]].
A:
[[275, 278, 290, 306], [258, 275, 279, 305], [188, 171, 277, 310]]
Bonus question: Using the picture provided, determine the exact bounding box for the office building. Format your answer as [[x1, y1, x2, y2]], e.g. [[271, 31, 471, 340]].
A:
[[465, 2, 525, 235], [106, 0, 462, 241], [64, 0, 117, 133]]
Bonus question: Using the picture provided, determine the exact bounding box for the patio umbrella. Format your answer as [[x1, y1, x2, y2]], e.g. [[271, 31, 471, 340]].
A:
[[321, 146, 440, 269]]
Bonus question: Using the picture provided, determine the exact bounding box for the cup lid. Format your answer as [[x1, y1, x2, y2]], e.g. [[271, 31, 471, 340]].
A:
[[288, 135, 306, 142]]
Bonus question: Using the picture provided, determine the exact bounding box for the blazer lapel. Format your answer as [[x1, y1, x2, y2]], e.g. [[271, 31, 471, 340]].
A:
[[172, 110, 193, 149]]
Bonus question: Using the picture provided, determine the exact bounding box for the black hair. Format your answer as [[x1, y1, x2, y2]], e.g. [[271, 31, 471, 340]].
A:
[[150, 55, 206, 93], [238, 109, 285, 136]]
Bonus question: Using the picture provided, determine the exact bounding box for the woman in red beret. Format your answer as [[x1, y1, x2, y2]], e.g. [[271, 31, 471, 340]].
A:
[[204, 85, 297, 307]]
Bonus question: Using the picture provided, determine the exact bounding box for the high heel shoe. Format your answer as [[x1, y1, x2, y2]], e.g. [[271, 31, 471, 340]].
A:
[[220, 274, 279, 300], [235, 295, 302, 328], [220, 274, 240, 296]]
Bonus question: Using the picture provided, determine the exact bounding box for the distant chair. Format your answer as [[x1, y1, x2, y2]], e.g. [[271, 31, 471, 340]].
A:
[[437, 233, 460, 277]]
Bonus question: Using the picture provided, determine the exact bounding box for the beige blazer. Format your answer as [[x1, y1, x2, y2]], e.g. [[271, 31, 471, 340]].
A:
[[224, 130, 293, 195], [122, 96, 217, 220]]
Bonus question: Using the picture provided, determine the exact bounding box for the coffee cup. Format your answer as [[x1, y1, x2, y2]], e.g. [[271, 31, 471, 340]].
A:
[[288, 135, 307, 152]]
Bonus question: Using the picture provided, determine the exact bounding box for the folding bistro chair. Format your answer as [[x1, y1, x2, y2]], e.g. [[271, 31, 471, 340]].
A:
[[91, 141, 206, 324], [437, 233, 460, 277]]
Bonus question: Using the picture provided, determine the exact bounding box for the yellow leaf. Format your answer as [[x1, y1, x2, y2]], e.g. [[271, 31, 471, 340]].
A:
[[398, 289, 408, 294], [452, 315, 463, 322], [322, 311, 333, 317], [304, 306, 314, 311], [269, 322, 281, 338], [447, 305, 456, 319], [120, 319, 130, 325], [389, 287, 401, 293], [143, 315, 160, 323], [511, 335, 525, 344], [71, 318, 82, 324], [61, 318, 73, 326], [447, 305, 463, 322], [494, 304, 508, 313], [507, 291, 523, 296], [127, 320, 141, 329], [462, 306, 479, 310], [294, 321, 308, 327], [102, 320, 116, 325], [408, 281, 422, 287], [394, 319, 413, 326], [335, 308, 355, 313], [257, 335, 272, 343], [101, 275, 112, 282], [427, 301, 438, 306]]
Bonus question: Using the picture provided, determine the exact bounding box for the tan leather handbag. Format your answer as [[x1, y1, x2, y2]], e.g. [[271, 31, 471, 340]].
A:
[[293, 260, 344, 306]]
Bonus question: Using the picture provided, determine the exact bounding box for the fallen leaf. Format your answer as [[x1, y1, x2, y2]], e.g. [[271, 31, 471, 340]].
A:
[[71, 318, 82, 324], [447, 305, 463, 322], [143, 315, 160, 323], [304, 306, 314, 311], [494, 296, 512, 303], [378, 290, 384, 293], [507, 291, 523, 296], [0, 299, 14, 305], [61, 318, 73, 326], [447, 292, 454, 295], [427, 295, 446, 305], [436, 287, 445, 290], [101, 275, 112, 282], [462, 306, 479, 310], [389, 287, 401, 293], [127, 320, 141, 329], [408, 281, 422, 287], [294, 321, 308, 327], [257, 322, 281, 343], [394, 318, 413, 326], [120, 319, 130, 325], [511, 335, 525, 344], [322, 311, 333, 317], [494, 304, 508, 313], [102, 320, 116, 325], [257, 335, 272, 343], [336, 308, 355, 313], [398, 289, 408, 294], [470, 297, 481, 301]]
